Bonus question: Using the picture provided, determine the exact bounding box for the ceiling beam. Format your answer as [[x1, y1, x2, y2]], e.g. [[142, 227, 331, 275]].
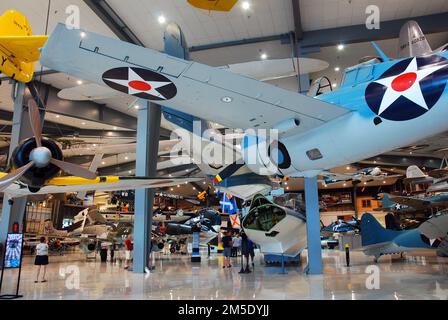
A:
[[83, 0, 145, 46], [189, 33, 291, 52], [291, 0, 303, 41], [299, 12, 448, 49]]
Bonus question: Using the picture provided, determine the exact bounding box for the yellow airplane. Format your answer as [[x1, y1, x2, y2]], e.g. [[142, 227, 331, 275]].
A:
[[0, 88, 200, 199], [0, 9, 48, 83], [187, 0, 238, 12]]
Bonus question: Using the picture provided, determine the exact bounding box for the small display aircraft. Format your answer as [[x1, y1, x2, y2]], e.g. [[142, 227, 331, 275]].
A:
[[321, 167, 401, 186], [241, 193, 307, 257], [360, 212, 448, 262]]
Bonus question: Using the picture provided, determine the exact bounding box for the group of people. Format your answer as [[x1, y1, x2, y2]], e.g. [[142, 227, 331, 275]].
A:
[[221, 230, 255, 272]]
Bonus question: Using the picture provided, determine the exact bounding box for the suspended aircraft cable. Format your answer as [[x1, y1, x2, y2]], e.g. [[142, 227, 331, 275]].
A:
[[37, 0, 52, 96]]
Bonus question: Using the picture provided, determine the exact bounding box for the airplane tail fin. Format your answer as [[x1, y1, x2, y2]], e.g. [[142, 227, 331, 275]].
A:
[[361, 213, 401, 246], [406, 165, 426, 179], [379, 193, 395, 208], [0, 10, 48, 82], [398, 20, 432, 58]]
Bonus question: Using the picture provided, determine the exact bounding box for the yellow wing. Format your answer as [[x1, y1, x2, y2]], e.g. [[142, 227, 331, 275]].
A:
[[187, 0, 238, 11], [0, 35, 48, 62], [1, 175, 202, 198], [0, 10, 48, 82]]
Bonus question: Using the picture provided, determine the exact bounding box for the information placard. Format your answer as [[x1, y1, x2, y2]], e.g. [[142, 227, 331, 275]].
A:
[[4, 233, 23, 269]]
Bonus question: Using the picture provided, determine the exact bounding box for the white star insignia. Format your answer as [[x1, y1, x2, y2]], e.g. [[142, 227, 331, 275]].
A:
[[374, 58, 447, 115], [104, 68, 171, 99]]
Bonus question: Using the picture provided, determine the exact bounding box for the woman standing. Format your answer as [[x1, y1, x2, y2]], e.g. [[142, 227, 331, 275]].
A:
[[35, 237, 49, 283]]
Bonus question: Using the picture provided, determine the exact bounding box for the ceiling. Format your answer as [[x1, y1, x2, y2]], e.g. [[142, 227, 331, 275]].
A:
[[1, 0, 448, 192]]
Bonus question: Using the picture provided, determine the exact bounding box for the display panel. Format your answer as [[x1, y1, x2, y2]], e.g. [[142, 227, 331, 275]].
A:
[[4, 233, 23, 269]]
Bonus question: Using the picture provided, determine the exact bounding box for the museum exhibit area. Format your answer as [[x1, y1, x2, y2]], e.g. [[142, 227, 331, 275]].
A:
[[0, 0, 447, 310]]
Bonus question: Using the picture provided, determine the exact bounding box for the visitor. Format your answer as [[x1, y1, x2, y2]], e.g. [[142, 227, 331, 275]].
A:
[[233, 232, 242, 257], [34, 237, 49, 283], [241, 232, 254, 273], [221, 230, 233, 268], [124, 234, 133, 270]]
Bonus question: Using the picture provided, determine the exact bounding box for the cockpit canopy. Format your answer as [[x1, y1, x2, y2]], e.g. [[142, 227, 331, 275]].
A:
[[340, 56, 383, 88]]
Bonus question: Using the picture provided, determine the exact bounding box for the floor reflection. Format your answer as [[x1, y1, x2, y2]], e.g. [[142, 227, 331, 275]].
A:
[[1, 250, 447, 300]]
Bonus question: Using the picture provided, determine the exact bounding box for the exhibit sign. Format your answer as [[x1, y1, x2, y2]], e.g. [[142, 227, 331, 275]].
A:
[[4, 233, 24, 269]]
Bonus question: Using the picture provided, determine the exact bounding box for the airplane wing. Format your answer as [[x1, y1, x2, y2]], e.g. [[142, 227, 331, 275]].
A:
[[428, 168, 448, 179], [0, 174, 202, 198], [388, 195, 431, 208], [58, 57, 329, 101], [40, 24, 351, 138]]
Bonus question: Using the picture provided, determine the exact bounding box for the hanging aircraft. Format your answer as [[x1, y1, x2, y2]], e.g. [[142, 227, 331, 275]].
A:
[[0, 10, 48, 83], [360, 212, 448, 262], [321, 167, 401, 186], [26, 15, 448, 185], [0, 100, 201, 198]]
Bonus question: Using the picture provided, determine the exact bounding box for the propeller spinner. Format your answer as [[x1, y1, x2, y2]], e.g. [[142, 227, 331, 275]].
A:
[[0, 100, 96, 192]]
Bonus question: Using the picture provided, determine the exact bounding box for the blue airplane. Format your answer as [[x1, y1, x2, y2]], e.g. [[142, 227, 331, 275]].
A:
[[360, 212, 448, 262], [32, 19, 448, 182]]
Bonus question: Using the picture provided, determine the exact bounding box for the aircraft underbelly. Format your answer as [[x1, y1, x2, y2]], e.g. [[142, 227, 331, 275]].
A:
[[244, 215, 307, 257]]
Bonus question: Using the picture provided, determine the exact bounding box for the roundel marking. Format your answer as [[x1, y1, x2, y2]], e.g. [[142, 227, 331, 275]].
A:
[[365, 56, 448, 121], [102, 67, 177, 101]]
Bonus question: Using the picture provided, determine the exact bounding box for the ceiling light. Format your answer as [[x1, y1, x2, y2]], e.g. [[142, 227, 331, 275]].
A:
[[383, 180, 386, 184], [113, 126, 117, 130], [158, 15, 166, 24], [168, 174, 172, 177], [373, 160, 377, 164], [203, 181, 206, 185], [177, 185, 180, 188], [193, 187, 196, 190], [337, 44, 344, 51], [134, 105, 139, 109], [260, 53, 268, 60], [185, 181, 188, 184], [80, 32, 86, 38], [241, 1, 250, 10], [101, 161, 105, 165], [170, 188, 173, 191], [343, 183, 347, 186], [55, 115, 60, 118], [334, 67, 340, 72], [125, 156, 129, 160], [77, 80, 83, 85], [324, 184, 328, 188], [81, 122, 86, 125], [93, 144, 97, 147], [364, 182, 367, 185], [107, 132, 113, 136], [346, 166, 350, 170], [332, 83, 337, 88], [128, 170, 132, 174]]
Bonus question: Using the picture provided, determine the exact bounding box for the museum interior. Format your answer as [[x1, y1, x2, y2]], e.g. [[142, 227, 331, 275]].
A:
[[0, 0, 447, 301]]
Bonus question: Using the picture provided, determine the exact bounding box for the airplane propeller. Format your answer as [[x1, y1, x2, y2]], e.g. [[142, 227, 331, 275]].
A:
[[0, 100, 96, 192]]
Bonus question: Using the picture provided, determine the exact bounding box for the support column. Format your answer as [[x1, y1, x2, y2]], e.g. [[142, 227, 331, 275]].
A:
[[133, 101, 161, 273], [0, 82, 29, 264], [304, 176, 323, 275], [352, 181, 359, 219]]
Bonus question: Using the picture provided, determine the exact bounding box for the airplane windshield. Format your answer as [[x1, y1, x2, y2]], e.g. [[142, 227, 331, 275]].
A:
[[243, 204, 286, 232]]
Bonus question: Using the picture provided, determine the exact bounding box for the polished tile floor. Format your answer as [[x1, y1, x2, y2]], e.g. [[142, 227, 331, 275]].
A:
[[2, 250, 448, 300]]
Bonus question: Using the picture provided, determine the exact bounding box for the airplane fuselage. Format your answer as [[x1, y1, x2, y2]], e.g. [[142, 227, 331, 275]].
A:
[[278, 52, 448, 177]]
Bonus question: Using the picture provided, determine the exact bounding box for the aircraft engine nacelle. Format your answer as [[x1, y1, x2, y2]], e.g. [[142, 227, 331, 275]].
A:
[[241, 134, 292, 177], [10, 137, 63, 192]]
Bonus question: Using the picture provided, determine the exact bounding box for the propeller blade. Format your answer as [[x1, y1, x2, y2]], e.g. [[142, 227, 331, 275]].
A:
[[50, 158, 97, 180], [0, 161, 35, 192], [28, 100, 42, 147], [213, 162, 245, 183]]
